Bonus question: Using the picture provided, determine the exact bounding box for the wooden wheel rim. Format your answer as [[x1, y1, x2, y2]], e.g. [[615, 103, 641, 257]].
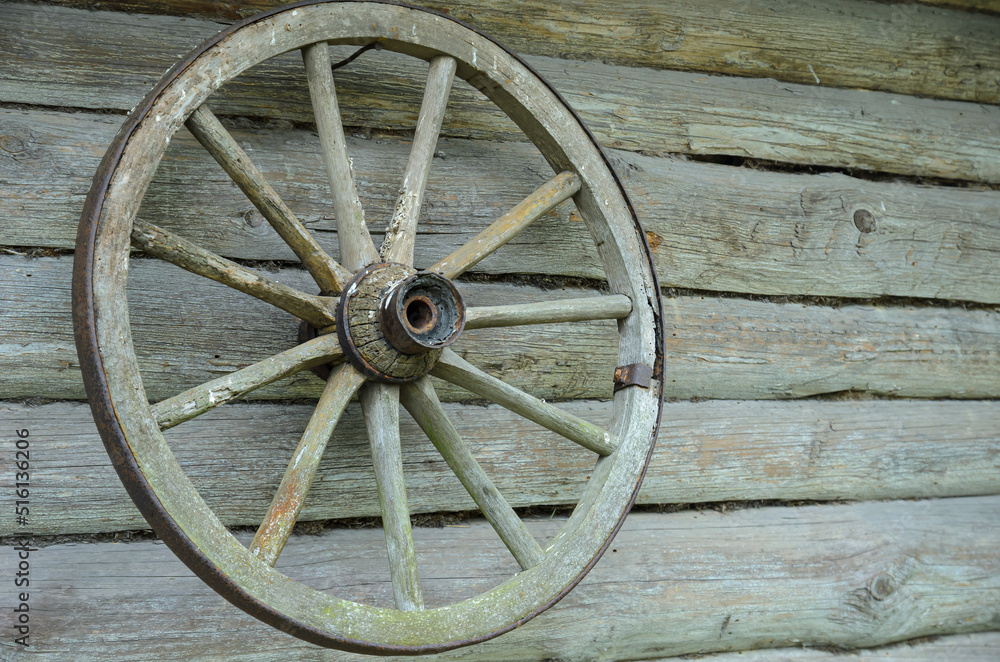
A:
[[72, 0, 664, 653]]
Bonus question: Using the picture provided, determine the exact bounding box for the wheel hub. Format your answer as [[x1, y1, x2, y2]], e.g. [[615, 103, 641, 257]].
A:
[[334, 262, 465, 383]]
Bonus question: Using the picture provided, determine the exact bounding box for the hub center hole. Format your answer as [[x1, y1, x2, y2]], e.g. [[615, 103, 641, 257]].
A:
[[404, 295, 437, 334]]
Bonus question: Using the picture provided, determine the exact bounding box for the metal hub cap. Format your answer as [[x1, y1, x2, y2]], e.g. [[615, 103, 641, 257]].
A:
[[335, 262, 465, 382]]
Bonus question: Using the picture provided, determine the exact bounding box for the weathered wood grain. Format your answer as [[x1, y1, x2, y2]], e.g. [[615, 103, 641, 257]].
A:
[[400, 377, 546, 571], [248, 363, 364, 568], [674, 632, 1000, 661], [3, 499, 998, 659], [359, 381, 424, 612], [130, 219, 339, 328], [0, 1, 994, 658], [3, 6, 999, 183], [4, 109, 1000, 302], [22, 0, 1000, 104], [432, 349, 617, 456], [464, 295, 632, 330], [430, 171, 581, 280], [2, 256, 998, 402], [302, 41, 379, 273], [184, 104, 352, 293], [2, 398, 996, 536], [151, 332, 343, 430], [380, 54, 456, 265]]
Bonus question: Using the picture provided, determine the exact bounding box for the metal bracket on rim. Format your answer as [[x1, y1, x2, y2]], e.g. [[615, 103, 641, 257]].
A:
[[613, 363, 653, 392]]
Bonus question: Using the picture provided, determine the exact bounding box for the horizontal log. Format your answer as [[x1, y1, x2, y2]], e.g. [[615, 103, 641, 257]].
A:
[[3, 255, 999, 402], [677, 632, 1000, 661], [5, 498, 999, 659], [2, 6, 999, 183], [1, 398, 997, 535], [4, 110, 1000, 303], [25, 0, 1000, 105]]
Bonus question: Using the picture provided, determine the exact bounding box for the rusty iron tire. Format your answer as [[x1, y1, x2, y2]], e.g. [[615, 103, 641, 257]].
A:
[[73, 0, 664, 654]]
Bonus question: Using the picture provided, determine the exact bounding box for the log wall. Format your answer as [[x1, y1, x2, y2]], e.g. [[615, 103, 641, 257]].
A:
[[0, 0, 997, 659]]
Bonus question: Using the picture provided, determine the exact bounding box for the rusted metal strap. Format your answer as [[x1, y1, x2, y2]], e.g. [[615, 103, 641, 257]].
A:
[[613, 363, 652, 392]]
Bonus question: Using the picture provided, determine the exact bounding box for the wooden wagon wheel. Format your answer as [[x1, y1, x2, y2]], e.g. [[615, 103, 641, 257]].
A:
[[73, 0, 663, 653]]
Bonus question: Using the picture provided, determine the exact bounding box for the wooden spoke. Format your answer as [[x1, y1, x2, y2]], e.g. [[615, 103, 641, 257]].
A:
[[429, 171, 581, 279], [185, 105, 351, 294], [432, 349, 617, 456], [465, 294, 633, 330], [360, 382, 423, 611], [302, 42, 379, 272], [131, 220, 337, 328], [151, 334, 344, 430], [380, 55, 457, 265], [250, 364, 366, 567], [400, 378, 545, 570]]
